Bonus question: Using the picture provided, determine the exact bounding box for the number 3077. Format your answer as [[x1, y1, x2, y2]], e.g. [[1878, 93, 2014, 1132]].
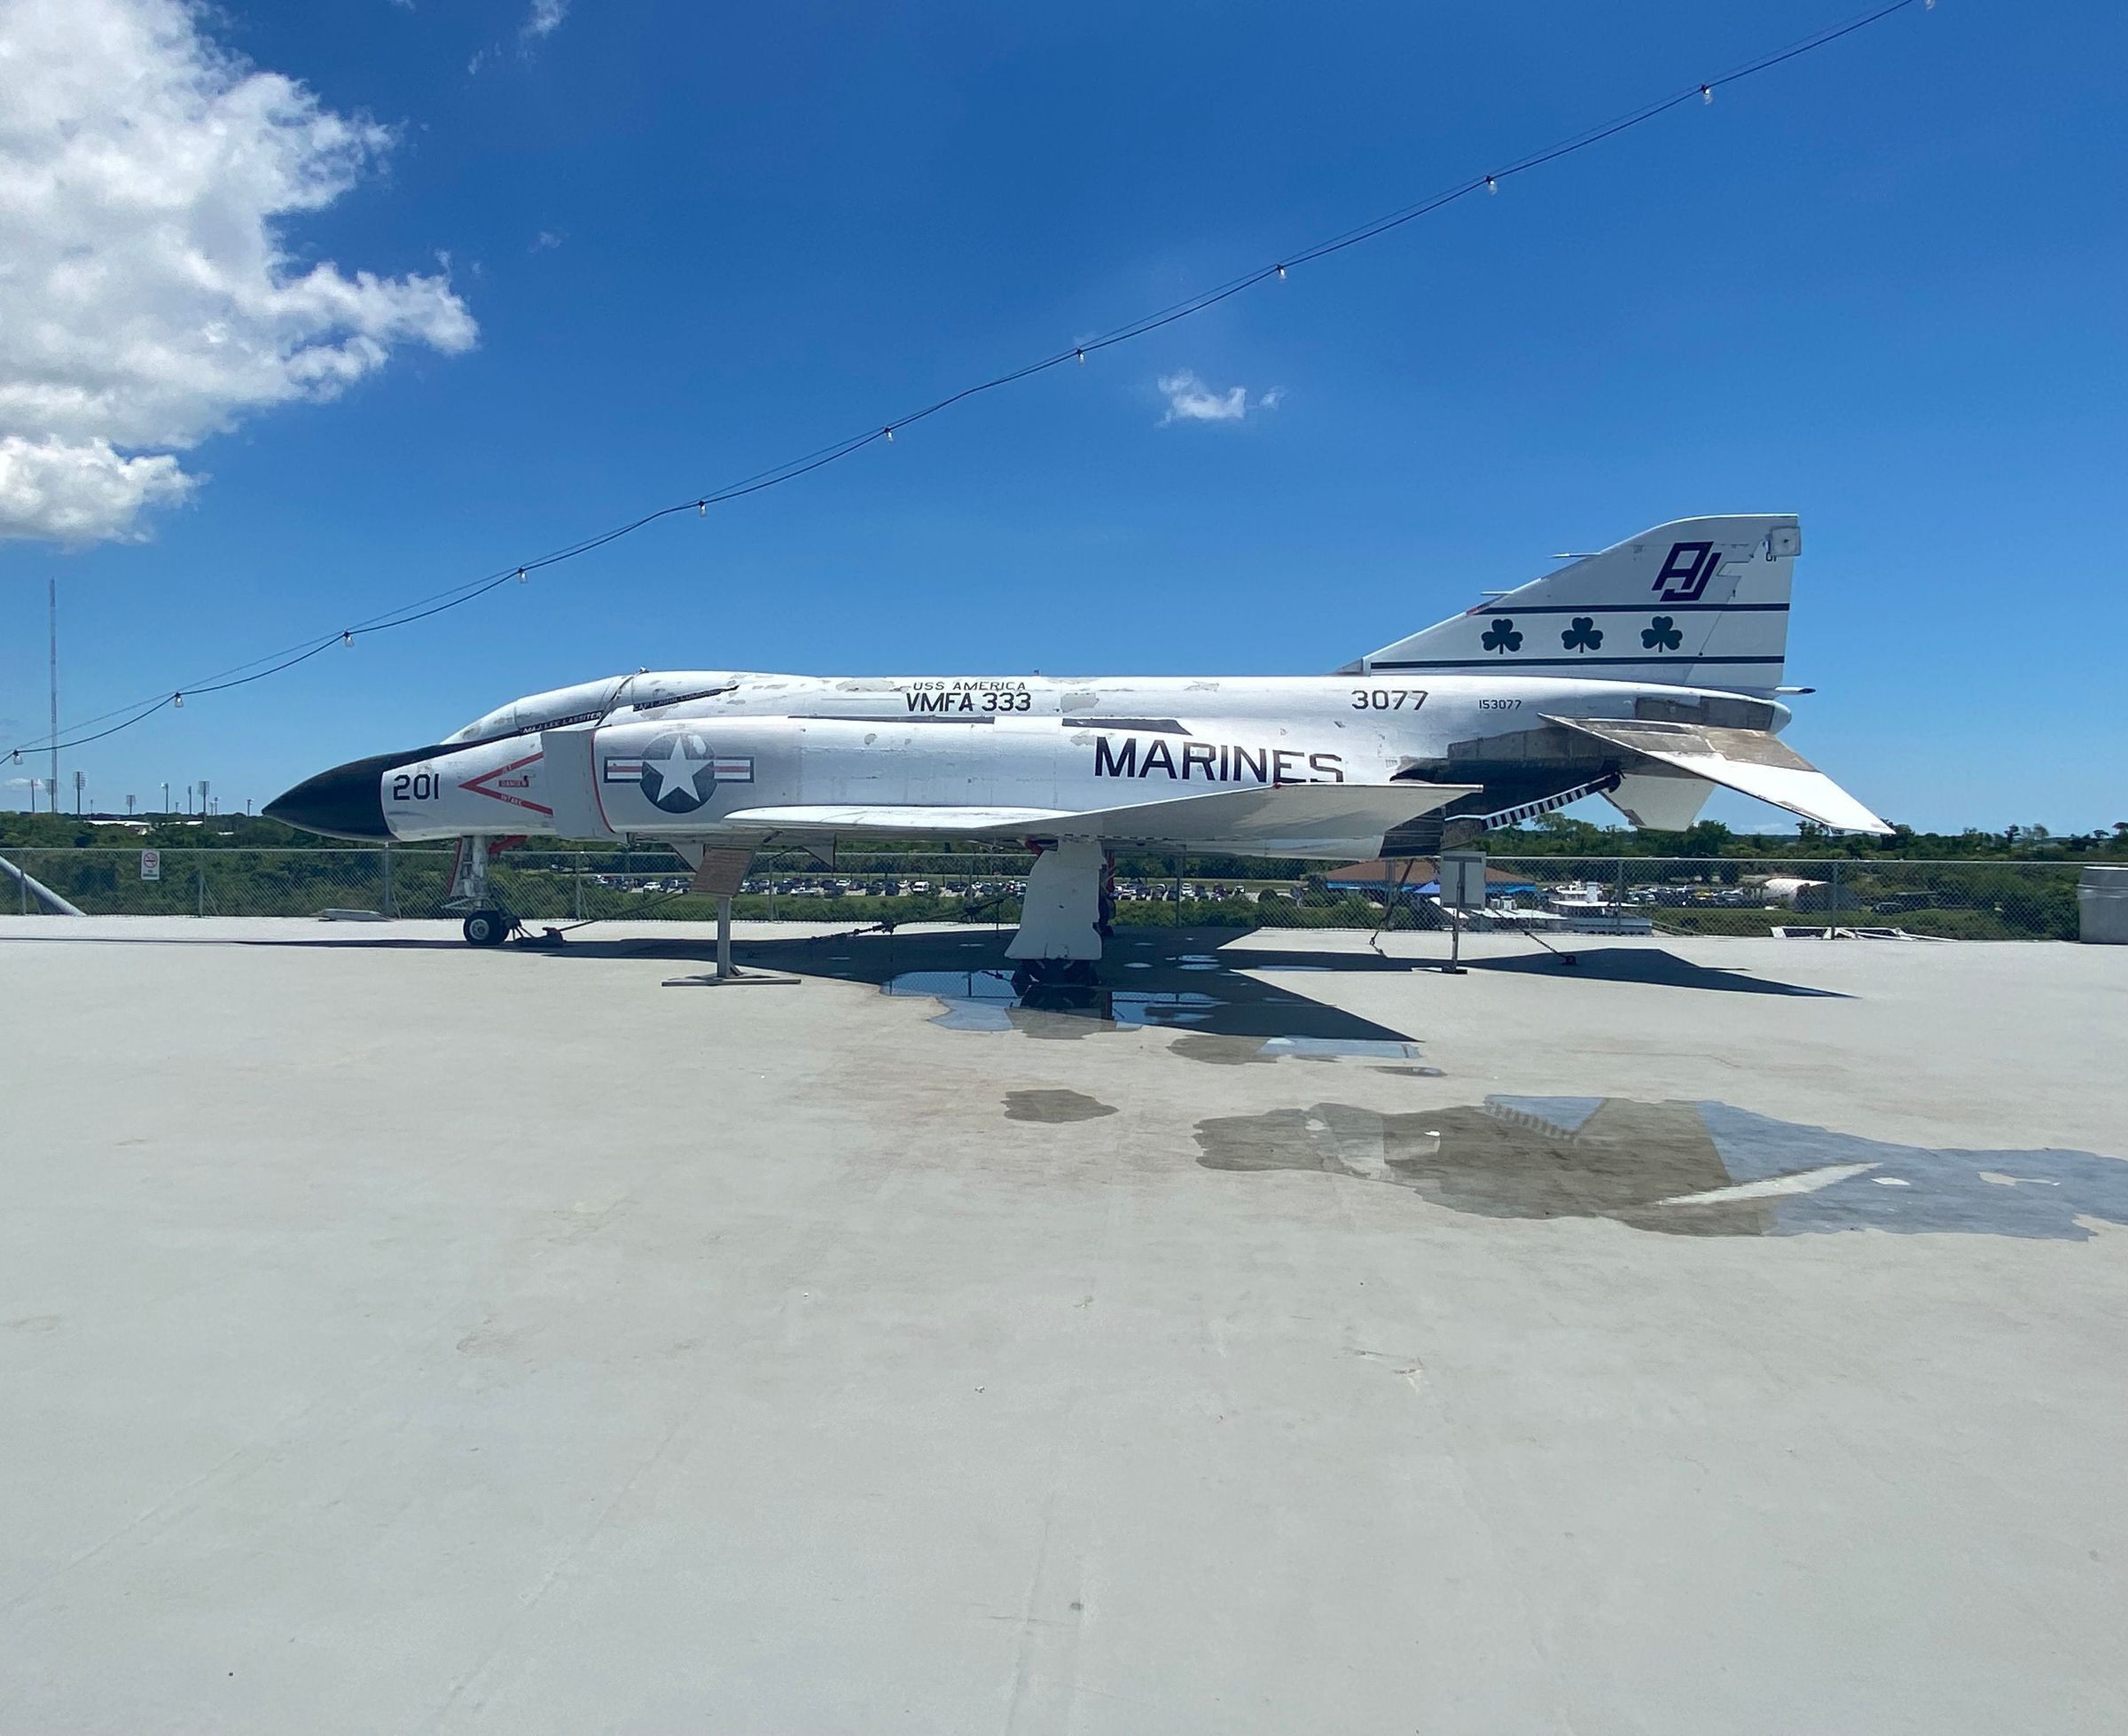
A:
[[1350, 689, 1422, 710]]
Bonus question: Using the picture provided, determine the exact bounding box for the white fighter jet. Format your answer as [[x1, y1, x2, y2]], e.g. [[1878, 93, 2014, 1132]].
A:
[[266, 513, 1889, 968]]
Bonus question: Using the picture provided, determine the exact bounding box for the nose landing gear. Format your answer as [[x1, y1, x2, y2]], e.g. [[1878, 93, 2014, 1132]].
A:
[[448, 834, 521, 947], [461, 908, 516, 947]]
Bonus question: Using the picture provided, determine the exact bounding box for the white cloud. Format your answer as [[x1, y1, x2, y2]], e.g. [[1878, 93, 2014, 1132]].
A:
[[0, 436, 196, 543], [531, 229, 565, 252], [524, 0, 569, 38], [0, 0, 476, 543], [1157, 371, 1282, 426]]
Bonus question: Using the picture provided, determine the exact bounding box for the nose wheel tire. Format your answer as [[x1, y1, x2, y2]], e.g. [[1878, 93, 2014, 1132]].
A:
[[462, 909, 512, 947]]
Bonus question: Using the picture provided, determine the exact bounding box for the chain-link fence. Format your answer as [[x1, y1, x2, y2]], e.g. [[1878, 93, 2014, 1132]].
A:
[[0, 846, 2091, 940], [1441, 856, 2086, 942]]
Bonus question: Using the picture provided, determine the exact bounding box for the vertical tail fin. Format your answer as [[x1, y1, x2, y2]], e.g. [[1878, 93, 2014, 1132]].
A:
[[1348, 515, 1799, 693]]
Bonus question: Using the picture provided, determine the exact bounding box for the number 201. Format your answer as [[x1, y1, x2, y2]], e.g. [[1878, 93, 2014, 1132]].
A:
[[390, 771, 439, 801]]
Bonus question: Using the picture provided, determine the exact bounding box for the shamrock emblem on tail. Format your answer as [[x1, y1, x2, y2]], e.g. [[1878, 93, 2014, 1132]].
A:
[[1642, 615, 1684, 652], [1561, 616, 1603, 653], [1481, 617, 1522, 653]]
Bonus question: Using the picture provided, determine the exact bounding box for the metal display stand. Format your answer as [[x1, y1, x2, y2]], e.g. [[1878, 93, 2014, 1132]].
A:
[[663, 896, 802, 988], [1439, 849, 1487, 974]]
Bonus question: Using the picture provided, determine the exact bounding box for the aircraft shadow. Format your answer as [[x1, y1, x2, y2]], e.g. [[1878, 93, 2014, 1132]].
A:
[[1459, 946, 1850, 997], [681, 925, 1422, 1045], [2, 920, 1846, 1005]]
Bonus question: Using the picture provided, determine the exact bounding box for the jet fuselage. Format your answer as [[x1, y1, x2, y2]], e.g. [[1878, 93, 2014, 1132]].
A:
[[271, 669, 1787, 847], [262, 514, 1890, 959]]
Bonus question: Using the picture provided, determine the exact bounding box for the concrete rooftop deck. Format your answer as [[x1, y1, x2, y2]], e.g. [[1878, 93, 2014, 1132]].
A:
[[3, 916, 2124, 1732]]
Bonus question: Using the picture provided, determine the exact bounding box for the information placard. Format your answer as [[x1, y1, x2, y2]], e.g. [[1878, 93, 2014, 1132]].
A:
[[1439, 850, 1487, 912]]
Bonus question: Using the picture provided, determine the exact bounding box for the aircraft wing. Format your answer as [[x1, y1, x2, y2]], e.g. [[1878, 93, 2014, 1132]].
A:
[[721, 805, 1069, 834], [726, 780, 1477, 857], [1543, 716, 1892, 834]]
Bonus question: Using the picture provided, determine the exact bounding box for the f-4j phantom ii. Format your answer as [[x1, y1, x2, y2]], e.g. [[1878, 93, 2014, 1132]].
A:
[[266, 513, 1889, 971]]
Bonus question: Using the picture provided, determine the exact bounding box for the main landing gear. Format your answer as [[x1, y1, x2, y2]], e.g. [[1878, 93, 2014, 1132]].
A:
[[1012, 958, 1099, 991], [1006, 839, 1113, 984]]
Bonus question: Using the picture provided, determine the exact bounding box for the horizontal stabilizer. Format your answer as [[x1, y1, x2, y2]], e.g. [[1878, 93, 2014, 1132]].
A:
[[728, 779, 1478, 858], [1544, 716, 1891, 834]]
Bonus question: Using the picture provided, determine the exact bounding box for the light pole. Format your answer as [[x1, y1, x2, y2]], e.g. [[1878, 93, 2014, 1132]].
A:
[[48, 577, 58, 821], [161, 780, 170, 815]]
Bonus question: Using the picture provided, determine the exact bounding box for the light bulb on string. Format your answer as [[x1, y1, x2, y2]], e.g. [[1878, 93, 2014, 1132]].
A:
[[341, 630, 353, 647], [0, 0, 1921, 778]]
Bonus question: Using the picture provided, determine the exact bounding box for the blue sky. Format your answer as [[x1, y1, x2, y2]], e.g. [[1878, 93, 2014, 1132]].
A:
[[2, 0, 2122, 830]]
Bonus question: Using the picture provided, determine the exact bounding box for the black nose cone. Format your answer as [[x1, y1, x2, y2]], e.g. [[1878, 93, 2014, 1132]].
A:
[[264, 751, 402, 841]]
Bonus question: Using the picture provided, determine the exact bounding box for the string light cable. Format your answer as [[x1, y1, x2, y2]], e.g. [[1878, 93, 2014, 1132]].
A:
[[5, 0, 1933, 765]]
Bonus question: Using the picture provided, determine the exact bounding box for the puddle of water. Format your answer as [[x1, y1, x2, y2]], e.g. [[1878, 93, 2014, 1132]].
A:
[[1167, 1034, 1278, 1066], [883, 969, 1224, 1038], [1262, 1036, 1424, 1063], [1004, 1089, 1117, 1124], [1143, 1033, 1436, 1067], [776, 930, 1422, 1051], [883, 965, 1430, 1059], [1165, 1034, 1433, 1066], [1193, 1097, 2128, 1240]]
